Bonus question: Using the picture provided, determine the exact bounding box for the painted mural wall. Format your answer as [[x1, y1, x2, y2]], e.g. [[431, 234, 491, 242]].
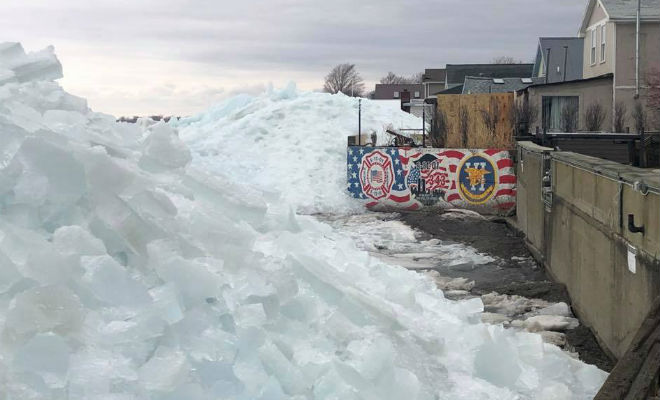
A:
[[347, 146, 516, 214]]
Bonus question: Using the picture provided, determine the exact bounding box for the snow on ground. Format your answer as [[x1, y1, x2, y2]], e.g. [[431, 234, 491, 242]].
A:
[[0, 43, 607, 399]]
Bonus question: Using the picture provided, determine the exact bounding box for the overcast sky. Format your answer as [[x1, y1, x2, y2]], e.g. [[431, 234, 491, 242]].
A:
[[2, 0, 586, 116]]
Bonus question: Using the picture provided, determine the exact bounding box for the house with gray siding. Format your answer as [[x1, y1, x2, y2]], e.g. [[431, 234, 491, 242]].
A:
[[373, 84, 423, 100]]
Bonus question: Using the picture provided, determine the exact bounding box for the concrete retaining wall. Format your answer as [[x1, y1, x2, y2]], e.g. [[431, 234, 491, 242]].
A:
[[516, 141, 660, 359]]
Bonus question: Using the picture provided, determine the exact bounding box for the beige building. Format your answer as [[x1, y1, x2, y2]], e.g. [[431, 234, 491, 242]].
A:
[[523, 0, 659, 133], [581, 0, 660, 130]]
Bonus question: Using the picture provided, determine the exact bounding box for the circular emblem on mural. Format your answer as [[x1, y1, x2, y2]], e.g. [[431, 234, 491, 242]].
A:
[[359, 150, 395, 200], [457, 154, 498, 205]]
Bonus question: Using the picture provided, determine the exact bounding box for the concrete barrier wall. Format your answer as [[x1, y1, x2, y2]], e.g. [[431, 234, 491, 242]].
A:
[[347, 146, 516, 214], [516, 141, 660, 359]]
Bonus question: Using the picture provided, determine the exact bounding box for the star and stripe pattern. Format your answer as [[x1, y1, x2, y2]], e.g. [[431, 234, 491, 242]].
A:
[[347, 147, 516, 213]]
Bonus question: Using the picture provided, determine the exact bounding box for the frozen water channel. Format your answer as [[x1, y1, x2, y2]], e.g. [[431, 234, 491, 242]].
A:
[[321, 212, 583, 349]]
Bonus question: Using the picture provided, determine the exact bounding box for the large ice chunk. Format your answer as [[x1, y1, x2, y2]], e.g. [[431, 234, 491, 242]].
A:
[[0, 43, 608, 400]]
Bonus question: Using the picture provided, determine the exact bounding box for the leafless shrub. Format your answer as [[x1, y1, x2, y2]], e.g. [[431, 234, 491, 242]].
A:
[[429, 106, 448, 148], [459, 106, 470, 147], [632, 101, 646, 133], [480, 103, 499, 138], [614, 101, 627, 133], [510, 100, 538, 136], [560, 104, 578, 132], [323, 63, 365, 97], [584, 102, 606, 132]]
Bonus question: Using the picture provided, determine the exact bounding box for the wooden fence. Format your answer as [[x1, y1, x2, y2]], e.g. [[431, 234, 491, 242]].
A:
[[437, 93, 515, 149]]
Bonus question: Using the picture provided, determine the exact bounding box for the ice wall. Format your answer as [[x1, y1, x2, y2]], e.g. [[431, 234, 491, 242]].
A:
[[0, 43, 607, 399], [173, 84, 422, 214]]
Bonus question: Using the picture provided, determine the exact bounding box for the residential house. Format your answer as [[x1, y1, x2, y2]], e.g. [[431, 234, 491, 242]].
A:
[[373, 84, 423, 100], [523, 0, 660, 133], [421, 69, 446, 98], [580, 0, 660, 130], [463, 76, 544, 94], [533, 37, 584, 83]]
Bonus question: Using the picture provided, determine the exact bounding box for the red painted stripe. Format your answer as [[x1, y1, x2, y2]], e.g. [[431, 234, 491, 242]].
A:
[[439, 150, 465, 159], [406, 203, 421, 211], [366, 201, 379, 208], [389, 194, 411, 203], [496, 202, 516, 210], [449, 165, 457, 173], [483, 149, 502, 156], [499, 175, 516, 184], [497, 159, 514, 169], [447, 194, 461, 202], [496, 189, 517, 197]]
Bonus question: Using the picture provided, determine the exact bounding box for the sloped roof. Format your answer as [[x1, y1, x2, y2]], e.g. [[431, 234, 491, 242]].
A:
[[533, 37, 584, 83], [580, 0, 660, 33], [601, 0, 660, 19], [462, 77, 545, 94], [436, 85, 464, 95], [445, 64, 534, 85], [423, 69, 446, 82]]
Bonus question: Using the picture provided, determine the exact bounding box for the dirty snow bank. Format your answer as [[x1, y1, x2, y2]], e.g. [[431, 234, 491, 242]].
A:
[[0, 44, 607, 399]]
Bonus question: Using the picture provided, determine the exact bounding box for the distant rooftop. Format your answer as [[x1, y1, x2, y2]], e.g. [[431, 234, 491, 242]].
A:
[[373, 83, 423, 100], [462, 76, 545, 94], [445, 63, 534, 85]]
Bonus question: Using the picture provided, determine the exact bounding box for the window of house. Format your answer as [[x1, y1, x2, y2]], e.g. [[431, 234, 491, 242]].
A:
[[542, 96, 579, 132], [393, 91, 399, 98], [414, 91, 420, 98], [600, 24, 606, 62], [590, 29, 597, 65]]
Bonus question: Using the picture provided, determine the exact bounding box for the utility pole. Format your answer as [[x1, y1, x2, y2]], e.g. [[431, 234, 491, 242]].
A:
[[358, 98, 362, 146], [635, 0, 641, 98]]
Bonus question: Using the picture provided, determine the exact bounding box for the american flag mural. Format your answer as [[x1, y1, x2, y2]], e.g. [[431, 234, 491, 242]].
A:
[[347, 147, 516, 214]]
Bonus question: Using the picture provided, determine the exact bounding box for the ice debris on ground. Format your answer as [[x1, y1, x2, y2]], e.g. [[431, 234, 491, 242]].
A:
[[0, 43, 607, 399]]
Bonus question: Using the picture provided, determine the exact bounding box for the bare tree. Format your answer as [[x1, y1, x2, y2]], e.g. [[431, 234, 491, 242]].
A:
[[510, 99, 539, 136], [323, 63, 365, 97], [459, 106, 470, 147], [647, 68, 660, 128], [408, 72, 425, 84], [632, 101, 646, 133], [584, 102, 606, 131], [380, 72, 407, 84], [614, 101, 627, 133], [560, 104, 578, 132], [492, 56, 521, 64], [380, 71, 424, 85]]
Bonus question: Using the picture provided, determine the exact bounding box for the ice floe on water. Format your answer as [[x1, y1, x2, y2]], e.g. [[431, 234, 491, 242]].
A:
[[0, 43, 607, 399]]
